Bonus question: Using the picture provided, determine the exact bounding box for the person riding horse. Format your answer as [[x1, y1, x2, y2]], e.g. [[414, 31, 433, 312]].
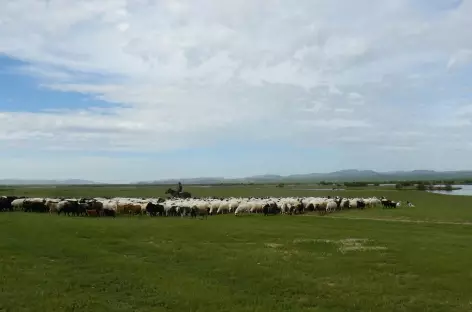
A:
[[165, 182, 191, 198]]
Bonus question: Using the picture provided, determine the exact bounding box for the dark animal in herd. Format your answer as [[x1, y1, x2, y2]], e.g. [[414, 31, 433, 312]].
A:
[[381, 199, 398, 209], [263, 202, 281, 215], [55, 199, 111, 217], [0, 196, 18, 212], [190, 206, 209, 219], [1, 197, 117, 217], [145, 202, 165, 216], [24, 200, 49, 213]]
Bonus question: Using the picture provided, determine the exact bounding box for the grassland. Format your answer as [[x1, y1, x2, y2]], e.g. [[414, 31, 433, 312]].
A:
[[1, 185, 472, 311]]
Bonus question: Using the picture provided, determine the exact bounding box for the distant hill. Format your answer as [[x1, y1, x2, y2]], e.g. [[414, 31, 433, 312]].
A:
[[137, 177, 226, 185], [136, 170, 472, 184], [0, 179, 97, 185], [2, 170, 472, 185]]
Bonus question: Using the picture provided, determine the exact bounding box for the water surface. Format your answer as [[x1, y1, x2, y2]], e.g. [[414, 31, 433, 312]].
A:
[[428, 185, 472, 196]]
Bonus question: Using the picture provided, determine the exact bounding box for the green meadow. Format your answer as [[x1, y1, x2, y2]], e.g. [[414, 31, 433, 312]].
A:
[[1, 185, 471, 311]]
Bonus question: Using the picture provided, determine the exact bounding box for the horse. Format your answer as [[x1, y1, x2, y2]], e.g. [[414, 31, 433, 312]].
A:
[[165, 188, 192, 199], [262, 202, 280, 216]]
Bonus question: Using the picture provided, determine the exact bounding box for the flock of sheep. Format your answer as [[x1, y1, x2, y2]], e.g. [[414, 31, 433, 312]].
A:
[[0, 195, 402, 217]]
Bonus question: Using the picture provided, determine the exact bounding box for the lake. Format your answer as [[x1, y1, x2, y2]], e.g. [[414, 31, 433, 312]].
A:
[[428, 185, 472, 196]]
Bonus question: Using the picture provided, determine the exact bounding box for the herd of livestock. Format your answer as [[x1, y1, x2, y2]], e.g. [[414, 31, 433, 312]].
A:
[[0, 195, 403, 217]]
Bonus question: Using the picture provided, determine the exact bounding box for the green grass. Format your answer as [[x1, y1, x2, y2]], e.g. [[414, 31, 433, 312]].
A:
[[1, 186, 472, 311], [1, 213, 472, 311]]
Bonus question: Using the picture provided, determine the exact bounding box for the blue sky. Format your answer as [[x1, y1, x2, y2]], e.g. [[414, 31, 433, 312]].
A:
[[0, 0, 472, 182], [0, 56, 115, 112]]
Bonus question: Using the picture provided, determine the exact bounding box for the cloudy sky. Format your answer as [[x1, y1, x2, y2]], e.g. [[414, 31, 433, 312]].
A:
[[0, 0, 471, 182]]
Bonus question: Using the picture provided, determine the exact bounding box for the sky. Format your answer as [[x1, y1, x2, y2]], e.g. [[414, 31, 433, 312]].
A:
[[0, 0, 472, 183]]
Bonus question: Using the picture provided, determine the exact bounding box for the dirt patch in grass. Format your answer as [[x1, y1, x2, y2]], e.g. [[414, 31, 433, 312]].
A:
[[337, 238, 387, 253], [265, 243, 284, 248], [293, 238, 387, 254]]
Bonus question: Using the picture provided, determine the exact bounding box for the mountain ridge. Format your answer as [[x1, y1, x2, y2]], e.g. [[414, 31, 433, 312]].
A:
[[0, 179, 97, 185], [137, 170, 472, 184], [1, 170, 472, 185]]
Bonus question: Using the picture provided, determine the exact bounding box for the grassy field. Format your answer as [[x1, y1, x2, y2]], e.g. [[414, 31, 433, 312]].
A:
[[1, 186, 472, 311]]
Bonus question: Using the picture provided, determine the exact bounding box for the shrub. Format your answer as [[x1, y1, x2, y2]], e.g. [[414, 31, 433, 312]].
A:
[[416, 183, 426, 191]]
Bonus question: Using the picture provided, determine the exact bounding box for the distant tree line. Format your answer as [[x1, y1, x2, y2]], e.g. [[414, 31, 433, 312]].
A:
[[394, 181, 455, 191]]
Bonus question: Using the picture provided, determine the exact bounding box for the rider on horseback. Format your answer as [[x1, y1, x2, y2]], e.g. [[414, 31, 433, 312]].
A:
[[165, 182, 190, 198], [177, 181, 183, 195]]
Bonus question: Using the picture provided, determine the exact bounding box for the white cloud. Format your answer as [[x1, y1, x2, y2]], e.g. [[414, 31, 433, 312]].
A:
[[380, 146, 419, 151], [347, 93, 365, 106], [334, 108, 354, 114], [0, 0, 472, 179], [455, 104, 472, 116], [297, 118, 371, 130], [447, 49, 472, 69], [116, 22, 129, 32]]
